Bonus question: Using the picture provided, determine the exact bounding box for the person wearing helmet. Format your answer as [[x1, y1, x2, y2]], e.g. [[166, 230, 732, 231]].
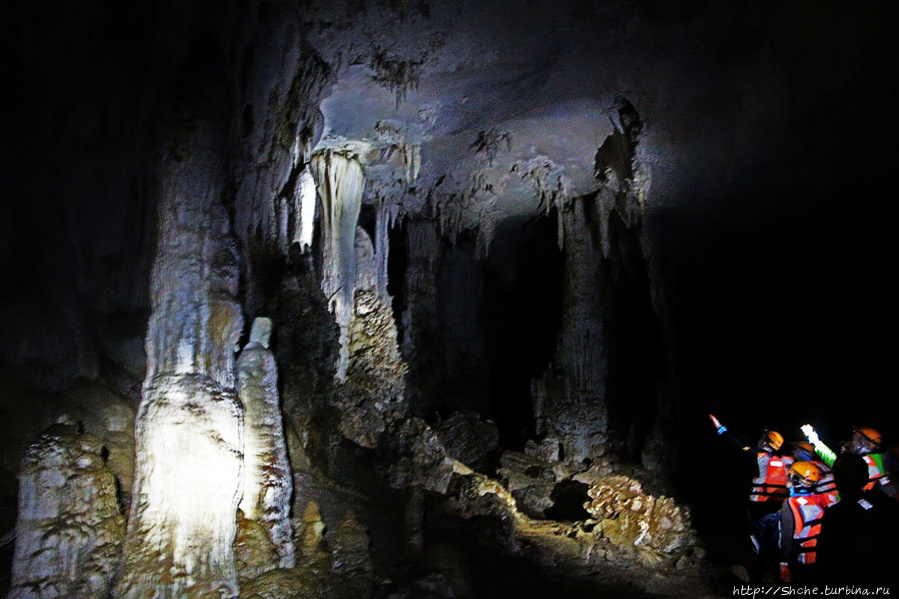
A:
[[710, 414, 789, 582], [788, 441, 838, 504], [816, 454, 899, 587], [777, 461, 839, 584], [800, 424, 897, 498], [712, 415, 789, 502]]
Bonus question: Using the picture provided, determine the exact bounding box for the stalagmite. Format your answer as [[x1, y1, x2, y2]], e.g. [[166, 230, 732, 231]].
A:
[[398, 218, 440, 375], [115, 91, 245, 598], [236, 317, 296, 569], [9, 423, 125, 599], [309, 150, 365, 380]]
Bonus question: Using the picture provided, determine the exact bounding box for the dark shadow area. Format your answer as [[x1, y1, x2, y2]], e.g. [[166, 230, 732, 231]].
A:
[[483, 213, 564, 450], [387, 216, 408, 344], [605, 209, 664, 462], [545, 479, 590, 522]]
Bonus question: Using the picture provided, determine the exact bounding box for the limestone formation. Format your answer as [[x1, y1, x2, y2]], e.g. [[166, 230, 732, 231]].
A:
[[397, 218, 441, 414], [10, 424, 125, 599], [294, 169, 318, 253], [236, 317, 296, 569], [335, 228, 408, 448], [532, 199, 609, 464], [310, 150, 366, 381], [329, 511, 372, 577], [115, 84, 246, 599], [8, 2, 880, 598], [383, 418, 456, 494], [496, 450, 556, 519], [584, 475, 691, 554], [233, 511, 281, 581], [296, 501, 328, 563]]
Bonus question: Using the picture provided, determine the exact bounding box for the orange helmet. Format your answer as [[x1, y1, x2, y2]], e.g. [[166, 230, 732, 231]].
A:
[[855, 426, 882, 448], [789, 461, 821, 487], [765, 430, 784, 451]]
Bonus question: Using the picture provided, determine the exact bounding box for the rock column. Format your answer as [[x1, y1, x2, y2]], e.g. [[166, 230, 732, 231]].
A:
[[115, 81, 245, 599], [533, 200, 608, 463]]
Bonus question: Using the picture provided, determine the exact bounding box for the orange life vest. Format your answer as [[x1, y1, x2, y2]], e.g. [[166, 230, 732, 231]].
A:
[[788, 492, 839, 564], [750, 453, 788, 503]]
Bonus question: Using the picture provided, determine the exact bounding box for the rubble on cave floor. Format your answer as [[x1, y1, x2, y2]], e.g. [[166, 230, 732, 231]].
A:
[[431, 448, 717, 599], [237, 421, 722, 599]]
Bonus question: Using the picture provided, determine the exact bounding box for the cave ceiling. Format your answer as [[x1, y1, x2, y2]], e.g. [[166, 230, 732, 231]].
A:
[[303, 0, 840, 224], [1, 0, 897, 396]]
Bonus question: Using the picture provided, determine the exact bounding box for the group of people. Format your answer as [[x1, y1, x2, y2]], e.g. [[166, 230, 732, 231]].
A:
[[710, 414, 899, 587]]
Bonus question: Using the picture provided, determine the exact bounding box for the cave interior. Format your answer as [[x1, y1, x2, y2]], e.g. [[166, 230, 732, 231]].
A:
[[1, 1, 898, 597]]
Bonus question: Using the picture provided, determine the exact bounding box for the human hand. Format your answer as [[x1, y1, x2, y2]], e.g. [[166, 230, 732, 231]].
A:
[[779, 564, 791, 583], [801, 424, 819, 445], [710, 414, 726, 434]]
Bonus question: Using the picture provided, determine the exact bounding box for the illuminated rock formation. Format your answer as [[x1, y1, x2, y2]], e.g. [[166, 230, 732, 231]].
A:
[[531, 99, 650, 465], [310, 150, 366, 381], [584, 475, 691, 554], [9, 423, 124, 599], [236, 317, 295, 569], [115, 85, 245, 599], [294, 168, 319, 253]]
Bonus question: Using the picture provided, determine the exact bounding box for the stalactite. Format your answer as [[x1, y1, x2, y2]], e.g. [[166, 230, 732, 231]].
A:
[[309, 150, 365, 381], [235, 317, 296, 570], [400, 142, 421, 184], [278, 198, 291, 256], [115, 100, 245, 599], [374, 196, 393, 302], [293, 168, 318, 253]]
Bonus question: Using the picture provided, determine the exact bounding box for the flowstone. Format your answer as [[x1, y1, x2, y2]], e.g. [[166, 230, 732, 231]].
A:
[[9, 423, 125, 599]]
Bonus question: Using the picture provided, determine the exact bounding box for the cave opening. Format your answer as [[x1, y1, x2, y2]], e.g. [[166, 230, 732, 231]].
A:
[[483, 213, 564, 451]]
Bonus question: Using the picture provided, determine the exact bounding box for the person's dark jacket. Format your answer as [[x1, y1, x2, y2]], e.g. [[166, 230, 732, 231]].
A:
[[816, 456, 899, 587]]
